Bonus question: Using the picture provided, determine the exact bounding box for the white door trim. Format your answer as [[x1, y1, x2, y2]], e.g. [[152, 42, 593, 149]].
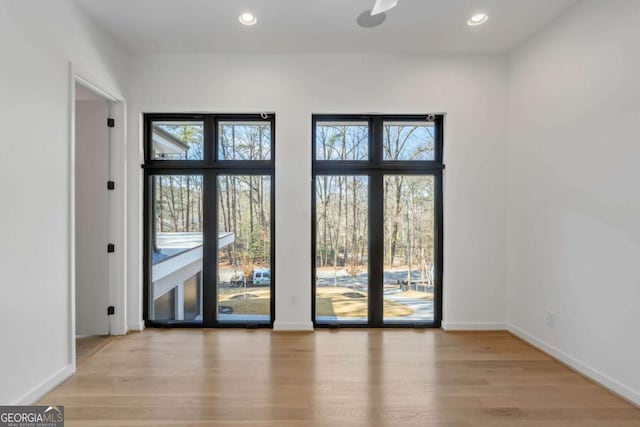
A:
[[69, 63, 128, 370]]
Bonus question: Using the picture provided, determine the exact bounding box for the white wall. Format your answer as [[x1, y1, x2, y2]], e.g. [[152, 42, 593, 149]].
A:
[[75, 98, 110, 336], [128, 53, 509, 331], [0, 0, 129, 404], [507, 0, 640, 405]]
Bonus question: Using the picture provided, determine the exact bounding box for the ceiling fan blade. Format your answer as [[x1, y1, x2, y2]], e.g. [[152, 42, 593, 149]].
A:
[[371, 0, 398, 16]]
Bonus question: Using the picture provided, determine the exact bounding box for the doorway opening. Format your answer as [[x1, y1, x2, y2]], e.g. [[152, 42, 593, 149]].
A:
[[71, 74, 127, 368], [75, 82, 111, 341]]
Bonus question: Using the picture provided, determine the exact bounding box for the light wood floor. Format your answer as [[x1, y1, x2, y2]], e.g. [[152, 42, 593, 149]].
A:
[[76, 335, 112, 362], [40, 330, 640, 426]]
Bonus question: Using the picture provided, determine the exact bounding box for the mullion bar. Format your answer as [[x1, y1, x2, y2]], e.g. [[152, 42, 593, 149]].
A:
[[433, 172, 444, 327], [142, 171, 151, 323], [434, 115, 444, 164], [310, 176, 317, 323], [313, 163, 444, 174], [205, 114, 215, 164], [143, 116, 152, 164], [145, 161, 274, 171], [202, 172, 217, 327], [371, 116, 383, 167], [369, 171, 384, 327], [369, 116, 384, 326], [269, 171, 276, 325], [145, 167, 275, 176]]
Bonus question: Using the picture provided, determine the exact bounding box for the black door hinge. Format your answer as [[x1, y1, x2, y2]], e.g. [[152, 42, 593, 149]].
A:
[[107, 306, 115, 315], [107, 243, 115, 253], [107, 118, 115, 128], [107, 181, 115, 190]]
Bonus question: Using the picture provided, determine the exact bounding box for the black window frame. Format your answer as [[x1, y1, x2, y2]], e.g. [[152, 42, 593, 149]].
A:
[[143, 113, 276, 328], [312, 114, 444, 328]]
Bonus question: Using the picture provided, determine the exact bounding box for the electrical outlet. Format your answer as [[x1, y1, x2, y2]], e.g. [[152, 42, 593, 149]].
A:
[[545, 311, 555, 328]]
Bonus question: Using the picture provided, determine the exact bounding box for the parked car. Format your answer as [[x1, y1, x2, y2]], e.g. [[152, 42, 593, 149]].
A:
[[229, 268, 271, 286], [252, 268, 271, 286], [252, 268, 271, 285]]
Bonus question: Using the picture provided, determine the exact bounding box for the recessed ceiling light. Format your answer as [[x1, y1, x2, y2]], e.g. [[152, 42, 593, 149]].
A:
[[467, 13, 488, 26], [239, 12, 257, 26]]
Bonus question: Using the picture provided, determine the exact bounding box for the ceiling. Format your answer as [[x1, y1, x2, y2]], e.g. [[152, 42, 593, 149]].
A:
[[74, 0, 578, 54]]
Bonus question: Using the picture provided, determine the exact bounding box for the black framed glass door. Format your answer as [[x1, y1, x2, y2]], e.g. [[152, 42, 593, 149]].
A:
[[312, 115, 444, 327], [143, 114, 275, 328]]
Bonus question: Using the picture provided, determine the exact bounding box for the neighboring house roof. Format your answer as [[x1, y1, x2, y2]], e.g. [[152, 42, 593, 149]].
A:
[[152, 250, 170, 264], [153, 232, 234, 265], [151, 232, 236, 302], [153, 126, 190, 155]]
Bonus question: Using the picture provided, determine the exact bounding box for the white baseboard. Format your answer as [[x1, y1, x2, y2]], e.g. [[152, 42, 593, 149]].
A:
[[128, 320, 145, 332], [507, 323, 640, 407], [442, 321, 506, 331], [14, 364, 75, 405], [273, 321, 314, 331], [110, 321, 128, 336]]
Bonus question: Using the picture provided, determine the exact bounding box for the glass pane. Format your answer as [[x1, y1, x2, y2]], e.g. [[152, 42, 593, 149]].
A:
[[150, 175, 203, 323], [151, 121, 204, 160], [183, 273, 201, 321], [315, 176, 369, 324], [217, 175, 271, 323], [218, 121, 271, 160], [383, 176, 435, 323], [153, 289, 175, 321], [316, 122, 368, 160], [383, 121, 435, 161]]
